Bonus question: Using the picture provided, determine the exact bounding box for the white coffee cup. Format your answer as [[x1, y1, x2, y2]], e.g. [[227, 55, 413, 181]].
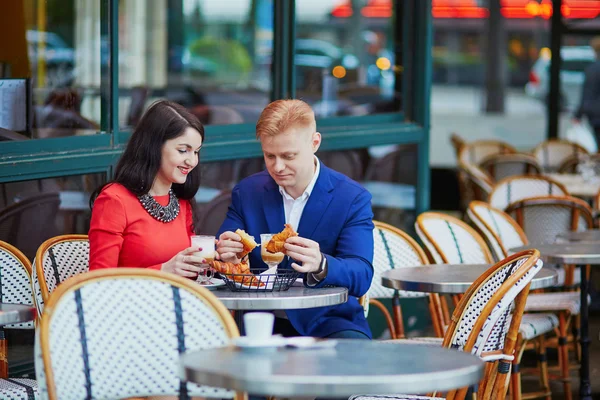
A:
[[243, 312, 274, 340]]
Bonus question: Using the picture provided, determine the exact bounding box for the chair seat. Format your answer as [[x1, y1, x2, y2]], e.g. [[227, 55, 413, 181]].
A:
[[525, 292, 580, 314], [555, 267, 581, 287], [349, 395, 444, 400], [0, 378, 38, 399], [519, 313, 559, 340]]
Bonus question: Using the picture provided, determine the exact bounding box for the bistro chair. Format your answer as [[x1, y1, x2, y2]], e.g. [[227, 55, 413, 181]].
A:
[[557, 153, 600, 174], [35, 268, 241, 400], [450, 133, 467, 161], [467, 201, 580, 396], [456, 162, 494, 215], [32, 235, 89, 315], [488, 175, 568, 211], [457, 140, 517, 167], [319, 150, 364, 182], [351, 249, 543, 400], [532, 139, 588, 173], [480, 153, 541, 182], [0, 241, 39, 398], [368, 221, 445, 338], [415, 212, 562, 400]]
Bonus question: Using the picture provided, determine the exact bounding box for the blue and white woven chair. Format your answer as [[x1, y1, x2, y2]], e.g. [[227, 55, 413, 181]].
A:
[[0, 241, 39, 398], [457, 140, 517, 167], [416, 212, 561, 400], [32, 235, 89, 316], [367, 221, 444, 338], [35, 268, 241, 400], [532, 139, 588, 173], [350, 249, 543, 400], [488, 175, 568, 211]]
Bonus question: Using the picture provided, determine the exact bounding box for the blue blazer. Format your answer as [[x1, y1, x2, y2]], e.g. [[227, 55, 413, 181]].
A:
[[217, 163, 374, 338]]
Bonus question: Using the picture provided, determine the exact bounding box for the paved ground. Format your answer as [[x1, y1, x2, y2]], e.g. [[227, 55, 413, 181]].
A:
[[430, 85, 574, 168]]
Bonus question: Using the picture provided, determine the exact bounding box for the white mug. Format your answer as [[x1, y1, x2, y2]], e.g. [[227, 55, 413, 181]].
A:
[[243, 312, 274, 340]]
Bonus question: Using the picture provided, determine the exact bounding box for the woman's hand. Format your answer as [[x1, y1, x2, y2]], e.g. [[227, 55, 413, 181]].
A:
[[161, 246, 207, 278]]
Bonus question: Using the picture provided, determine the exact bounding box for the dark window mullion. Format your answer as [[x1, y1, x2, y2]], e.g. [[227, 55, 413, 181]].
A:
[[272, 0, 295, 100]]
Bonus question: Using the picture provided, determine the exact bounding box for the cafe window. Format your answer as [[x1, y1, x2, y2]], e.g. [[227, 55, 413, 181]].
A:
[[0, 1, 106, 139], [117, 0, 274, 129], [295, 0, 401, 118]]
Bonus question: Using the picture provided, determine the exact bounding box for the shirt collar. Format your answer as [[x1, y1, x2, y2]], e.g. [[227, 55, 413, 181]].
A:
[[278, 156, 321, 201]]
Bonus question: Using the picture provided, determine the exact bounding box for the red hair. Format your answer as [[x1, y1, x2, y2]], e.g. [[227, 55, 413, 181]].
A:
[[256, 99, 316, 139]]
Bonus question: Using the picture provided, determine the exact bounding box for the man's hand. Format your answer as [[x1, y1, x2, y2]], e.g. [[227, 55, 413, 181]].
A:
[[285, 236, 322, 273], [216, 231, 243, 263]]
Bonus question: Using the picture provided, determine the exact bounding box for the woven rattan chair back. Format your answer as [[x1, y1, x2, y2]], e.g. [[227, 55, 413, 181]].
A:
[[480, 153, 542, 182], [33, 235, 89, 315], [505, 195, 594, 244], [457, 140, 516, 166], [443, 250, 542, 400], [457, 162, 494, 212], [370, 221, 429, 299], [467, 201, 528, 261], [488, 175, 569, 211], [450, 133, 467, 160], [0, 241, 36, 329], [415, 212, 494, 265], [532, 139, 588, 172], [36, 268, 240, 400], [557, 153, 600, 174]]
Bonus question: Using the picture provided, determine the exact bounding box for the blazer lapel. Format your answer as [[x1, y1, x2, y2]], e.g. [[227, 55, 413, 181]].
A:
[[297, 165, 334, 239], [263, 180, 285, 235]]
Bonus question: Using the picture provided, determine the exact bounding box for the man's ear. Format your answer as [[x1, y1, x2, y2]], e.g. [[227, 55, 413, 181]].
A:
[[312, 132, 322, 153]]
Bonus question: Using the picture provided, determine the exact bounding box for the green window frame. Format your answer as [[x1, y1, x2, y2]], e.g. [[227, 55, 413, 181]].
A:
[[0, 0, 432, 213]]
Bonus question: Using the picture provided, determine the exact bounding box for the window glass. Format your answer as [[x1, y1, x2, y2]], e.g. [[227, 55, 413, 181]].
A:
[[295, 0, 401, 118], [118, 0, 273, 129], [0, 1, 105, 140], [0, 173, 106, 261]]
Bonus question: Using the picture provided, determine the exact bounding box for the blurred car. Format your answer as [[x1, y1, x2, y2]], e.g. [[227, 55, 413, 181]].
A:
[[525, 46, 596, 111], [27, 30, 76, 88]]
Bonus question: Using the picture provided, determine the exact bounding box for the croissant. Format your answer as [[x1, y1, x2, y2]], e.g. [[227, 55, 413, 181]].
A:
[[235, 229, 258, 259], [266, 223, 298, 254], [209, 260, 265, 287]]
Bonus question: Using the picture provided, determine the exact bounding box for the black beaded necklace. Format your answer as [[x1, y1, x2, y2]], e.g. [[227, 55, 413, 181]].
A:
[[138, 189, 180, 223]]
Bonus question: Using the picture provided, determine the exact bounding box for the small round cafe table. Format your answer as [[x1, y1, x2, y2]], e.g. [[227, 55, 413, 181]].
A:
[[0, 304, 36, 326], [213, 285, 348, 310], [556, 230, 600, 244], [511, 243, 600, 400], [180, 340, 484, 397], [381, 264, 558, 294]]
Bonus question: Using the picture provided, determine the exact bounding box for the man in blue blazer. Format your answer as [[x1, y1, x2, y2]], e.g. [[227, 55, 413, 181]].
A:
[[216, 99, 374, 339]]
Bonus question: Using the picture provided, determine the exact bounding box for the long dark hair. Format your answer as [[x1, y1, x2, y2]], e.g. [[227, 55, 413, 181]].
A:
[[91, 100, 205, 207]]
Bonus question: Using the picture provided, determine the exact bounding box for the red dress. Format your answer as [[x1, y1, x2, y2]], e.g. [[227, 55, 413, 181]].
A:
[[89, 183, 194, 270]]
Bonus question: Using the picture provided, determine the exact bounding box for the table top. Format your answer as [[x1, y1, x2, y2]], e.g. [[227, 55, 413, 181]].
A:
[[212, 285, 348, 310], [180, 340, 484, 397], [381, 264, 558, 294], [0, 304, 36, 325], [511, 244, 600, 265], [556, 230, 600, 243], [545, 173, 600, 198], [361, 181, 416, 210]]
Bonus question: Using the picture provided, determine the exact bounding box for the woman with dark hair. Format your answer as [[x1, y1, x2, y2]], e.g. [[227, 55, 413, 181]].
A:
[[89, 100, 206, 278]]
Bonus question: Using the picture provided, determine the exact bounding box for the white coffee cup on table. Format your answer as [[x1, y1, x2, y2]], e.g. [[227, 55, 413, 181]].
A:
[[243, 312, 274, 340]]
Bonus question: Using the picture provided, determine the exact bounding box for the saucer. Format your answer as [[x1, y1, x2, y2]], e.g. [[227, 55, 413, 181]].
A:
[[196, 278, 226, 291], [233, 335, 287, 351]]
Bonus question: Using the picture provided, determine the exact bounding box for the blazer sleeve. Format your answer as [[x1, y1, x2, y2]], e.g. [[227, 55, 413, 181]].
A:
[[88, 191, 127, 270], [308, 189, 374, 297], [217, 185, 246, 236]]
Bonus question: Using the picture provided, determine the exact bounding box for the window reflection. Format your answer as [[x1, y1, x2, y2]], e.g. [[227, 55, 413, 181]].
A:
[[0, 1, 103, 139], [295, 0, 400, 118], [118, 0, 273, 128]]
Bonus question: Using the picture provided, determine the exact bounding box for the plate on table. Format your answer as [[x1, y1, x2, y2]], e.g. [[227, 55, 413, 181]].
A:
[[233, 334, 287, 351], [196, 278, 226, 291]]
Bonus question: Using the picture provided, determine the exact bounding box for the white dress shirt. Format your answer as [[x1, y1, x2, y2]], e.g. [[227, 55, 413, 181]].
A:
[[278, 156, 321, 232]]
